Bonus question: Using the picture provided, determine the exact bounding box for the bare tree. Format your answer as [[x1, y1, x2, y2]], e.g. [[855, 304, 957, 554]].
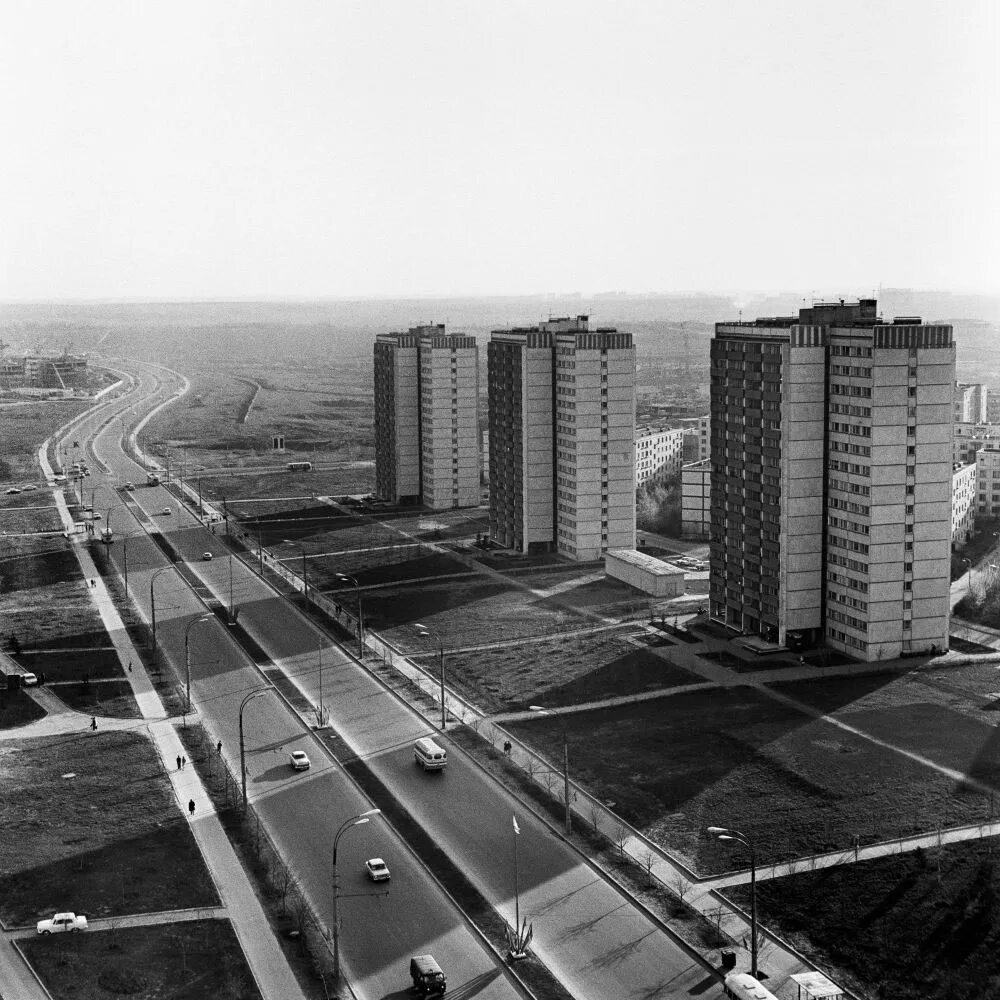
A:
[[669, 870, 690, 902], [613, 821, 629, 860], [589, 802, 602, 832], [640, 849, 656, 888], [274, 859, 298, 917]]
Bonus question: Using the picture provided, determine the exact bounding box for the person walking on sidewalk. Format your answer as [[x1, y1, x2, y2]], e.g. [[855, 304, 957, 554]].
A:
[[176, 755, 182, 770], [188, 799, 195, 816], [90, 716, 97, 731]]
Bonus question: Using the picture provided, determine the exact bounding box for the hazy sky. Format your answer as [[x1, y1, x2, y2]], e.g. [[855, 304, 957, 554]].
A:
[[3, 1, 998, 300]]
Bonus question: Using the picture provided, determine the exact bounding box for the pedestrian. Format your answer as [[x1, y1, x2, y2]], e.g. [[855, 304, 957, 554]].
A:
[[127, 661, 132, 672], [503, 740, 512, 756], [188, 799, 195, 816], [216, 741, 222, 754], [181, 755, 187, 769], [90, 716, 97, 731], [177, 755, 182, 770]]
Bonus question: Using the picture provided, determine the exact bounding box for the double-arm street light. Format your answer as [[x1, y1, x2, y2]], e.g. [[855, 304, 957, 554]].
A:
[[707, 825, 759, 977], [332, 808, 381, 981], [283, 539, 309, 605], [105, 504, 129, 595], [335, 573, 364, 660], [150, 566, 173, 673], [184, 613, 213, 718], [529, 705, 572, 835], [414, 623, 447, 732], [238, 688, 272, 813]]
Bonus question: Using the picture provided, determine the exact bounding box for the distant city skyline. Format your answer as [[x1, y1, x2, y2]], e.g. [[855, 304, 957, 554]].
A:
[[3, 1, 997, 301]]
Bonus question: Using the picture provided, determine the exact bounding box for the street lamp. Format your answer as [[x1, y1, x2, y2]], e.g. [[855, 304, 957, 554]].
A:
[[335, 573, 364, 660], [707, 826, 759, 977], [283, 539, 309, 605], [414, 623, 446, 732], [332, 808, 381, 981], [528, 705, 572, 835], [150, 566, 173, 673], [105, 504, 129, 595], [184, 614, 213, 717], [238, 688, 272, 812]]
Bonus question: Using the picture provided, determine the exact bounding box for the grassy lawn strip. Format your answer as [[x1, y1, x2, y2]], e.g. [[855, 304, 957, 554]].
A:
[[0, 397, 93, 481], [0, 689, 47, 730], [21, 919, 261, 1000], [505, 688, 997, 875], [437, 629, 698, 713], [725, 841, 1000, 1000], [0, 731, 218, 925]]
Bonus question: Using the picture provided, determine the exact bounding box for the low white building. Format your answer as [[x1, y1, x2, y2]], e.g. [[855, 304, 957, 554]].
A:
[[605, 548, 685, 597]]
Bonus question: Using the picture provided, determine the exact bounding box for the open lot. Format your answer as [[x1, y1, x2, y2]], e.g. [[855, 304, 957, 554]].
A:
[[21, 920, 261, 1000], [727, 841, 1000, 1000], [0, 689, 47, 730], [0, 397, 93, 482], [0, 731, 218, 925], [507, 685, 998, 876]]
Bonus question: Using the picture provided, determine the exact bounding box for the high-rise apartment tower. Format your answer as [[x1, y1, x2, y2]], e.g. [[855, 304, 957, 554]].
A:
[[710, 299, 954, 662], [374, 325, 479, 509], [488, 316, 635, 561]]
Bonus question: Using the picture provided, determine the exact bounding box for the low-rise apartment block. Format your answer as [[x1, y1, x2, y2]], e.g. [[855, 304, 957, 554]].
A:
[[635, 425, 685, 487], [952, 462, 977, 547]]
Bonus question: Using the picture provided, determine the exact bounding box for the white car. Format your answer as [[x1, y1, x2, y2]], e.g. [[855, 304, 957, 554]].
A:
[[21, 672, 38, 686], [162, 507, 172, 516], [289, 750, 310, 771], [365, 857, 390, 882], [22, 484, 36, 492], [36, 912, 88, 934], [202, 552, 213, 561], [5, 488, 21, 495]]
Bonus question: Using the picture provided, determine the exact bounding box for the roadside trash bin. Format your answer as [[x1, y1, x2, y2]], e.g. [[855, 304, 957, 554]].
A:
[[721, 950, 737, 971]]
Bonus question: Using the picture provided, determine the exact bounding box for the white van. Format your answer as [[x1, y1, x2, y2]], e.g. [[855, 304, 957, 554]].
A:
[[413, 738, 447, 772]]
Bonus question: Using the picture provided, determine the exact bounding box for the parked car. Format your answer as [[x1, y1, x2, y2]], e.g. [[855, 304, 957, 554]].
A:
[[21, 673, 38, 686], [21, 484, 36, 491], [5, 488, 21, 495], [36, 912, 88, 934], [123, 482, 135, 491], [162, 507, 172, 515], [202, 552, 213, 561], [92, 513, 101, 520], [365, 857, 390, 881], [288, 750, 310, 771]]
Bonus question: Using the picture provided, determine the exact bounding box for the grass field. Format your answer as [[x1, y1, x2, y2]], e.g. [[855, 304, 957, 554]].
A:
[[432, 627, 700, 713], [21, 920, 261, 1000], [727, 841, 1000, 1000], [0, 731, 218, 925], [507, 687, 998, 875], [0, 689, 47, 730], [0, 397, 92, 482]]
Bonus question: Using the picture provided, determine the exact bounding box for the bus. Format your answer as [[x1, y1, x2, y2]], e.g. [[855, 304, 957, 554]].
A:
[[724, 973, 780, 1000], [287, 461, 312, 472]]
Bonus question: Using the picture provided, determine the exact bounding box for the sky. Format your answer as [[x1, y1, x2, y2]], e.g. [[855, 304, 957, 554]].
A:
[[2, 1, 998, 301]]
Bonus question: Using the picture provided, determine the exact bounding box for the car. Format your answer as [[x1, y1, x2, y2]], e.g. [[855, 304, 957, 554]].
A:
[[4, 488, 21, 495], [123, 482, 135, 491], [288, 750, 310, 771], [202, 552, 213, 561], [409, 955, 446, 997], [21, 484, 36, 492], [92, 513, 102, 520], [365, 857, 390, 881], [83, 505, 93, 512], [21, 672, 38, 686], [36, 912, 88, 934], [162, 507, 172, 515]]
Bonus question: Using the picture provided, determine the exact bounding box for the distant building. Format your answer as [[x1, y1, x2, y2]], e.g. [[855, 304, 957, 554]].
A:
[[976, 446, 1000, 519], [373, 325, 479, 509], [681, 459, 711, 540], [635, 425, 685, 487], [488, 316, 636, 561], [988, 392, 1000, 424], [953, 422, 1000, 467], [711, 298, 954, 661], [952, 462, 977, 548], [0, 353, 88, 389], [954, 382, 989, 424]]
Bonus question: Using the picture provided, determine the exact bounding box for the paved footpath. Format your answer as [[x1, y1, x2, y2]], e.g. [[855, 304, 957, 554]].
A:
[[0, 493, 307, 1000]]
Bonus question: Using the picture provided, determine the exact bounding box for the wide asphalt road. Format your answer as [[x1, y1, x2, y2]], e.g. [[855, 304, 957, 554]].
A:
[[68, 367, 526, 1000], [77, 361, 722, 1000]]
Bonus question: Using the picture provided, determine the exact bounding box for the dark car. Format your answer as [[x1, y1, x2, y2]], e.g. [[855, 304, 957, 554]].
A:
[[409, 954, 446, 997]]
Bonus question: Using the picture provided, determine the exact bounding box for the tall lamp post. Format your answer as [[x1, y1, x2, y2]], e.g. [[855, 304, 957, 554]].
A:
[[332, 808, 381, 981], [184, 614, 213, 718], [105, 504, 128, 595], [238, 688, 271, 813], [149, 566, 173, 673], [335, 572, 364, 660], [283, 539, 309, 605], [529, 705, 572, 835], [708, 825, 759, 977], [414, 623, 446, 732]]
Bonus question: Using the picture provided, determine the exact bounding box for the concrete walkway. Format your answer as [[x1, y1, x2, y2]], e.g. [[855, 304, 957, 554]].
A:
[[2, 417, 308, 1000]]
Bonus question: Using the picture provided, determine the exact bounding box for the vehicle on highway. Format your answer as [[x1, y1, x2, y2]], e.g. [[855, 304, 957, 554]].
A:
[[365, 857, 390, 881], [5, 487, 21, 495], [21, 672, 38, 686], [36, 912, 88, 934], [147, 473, 160, 485], [414, 737, 447, 771], [288, 750, 310, 771], [162, 507, 172, 515], [22, 484, 36, 491], [53, 475, 67, 484], [409, 955, 446, 996], [202, 552, 213, 561]]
